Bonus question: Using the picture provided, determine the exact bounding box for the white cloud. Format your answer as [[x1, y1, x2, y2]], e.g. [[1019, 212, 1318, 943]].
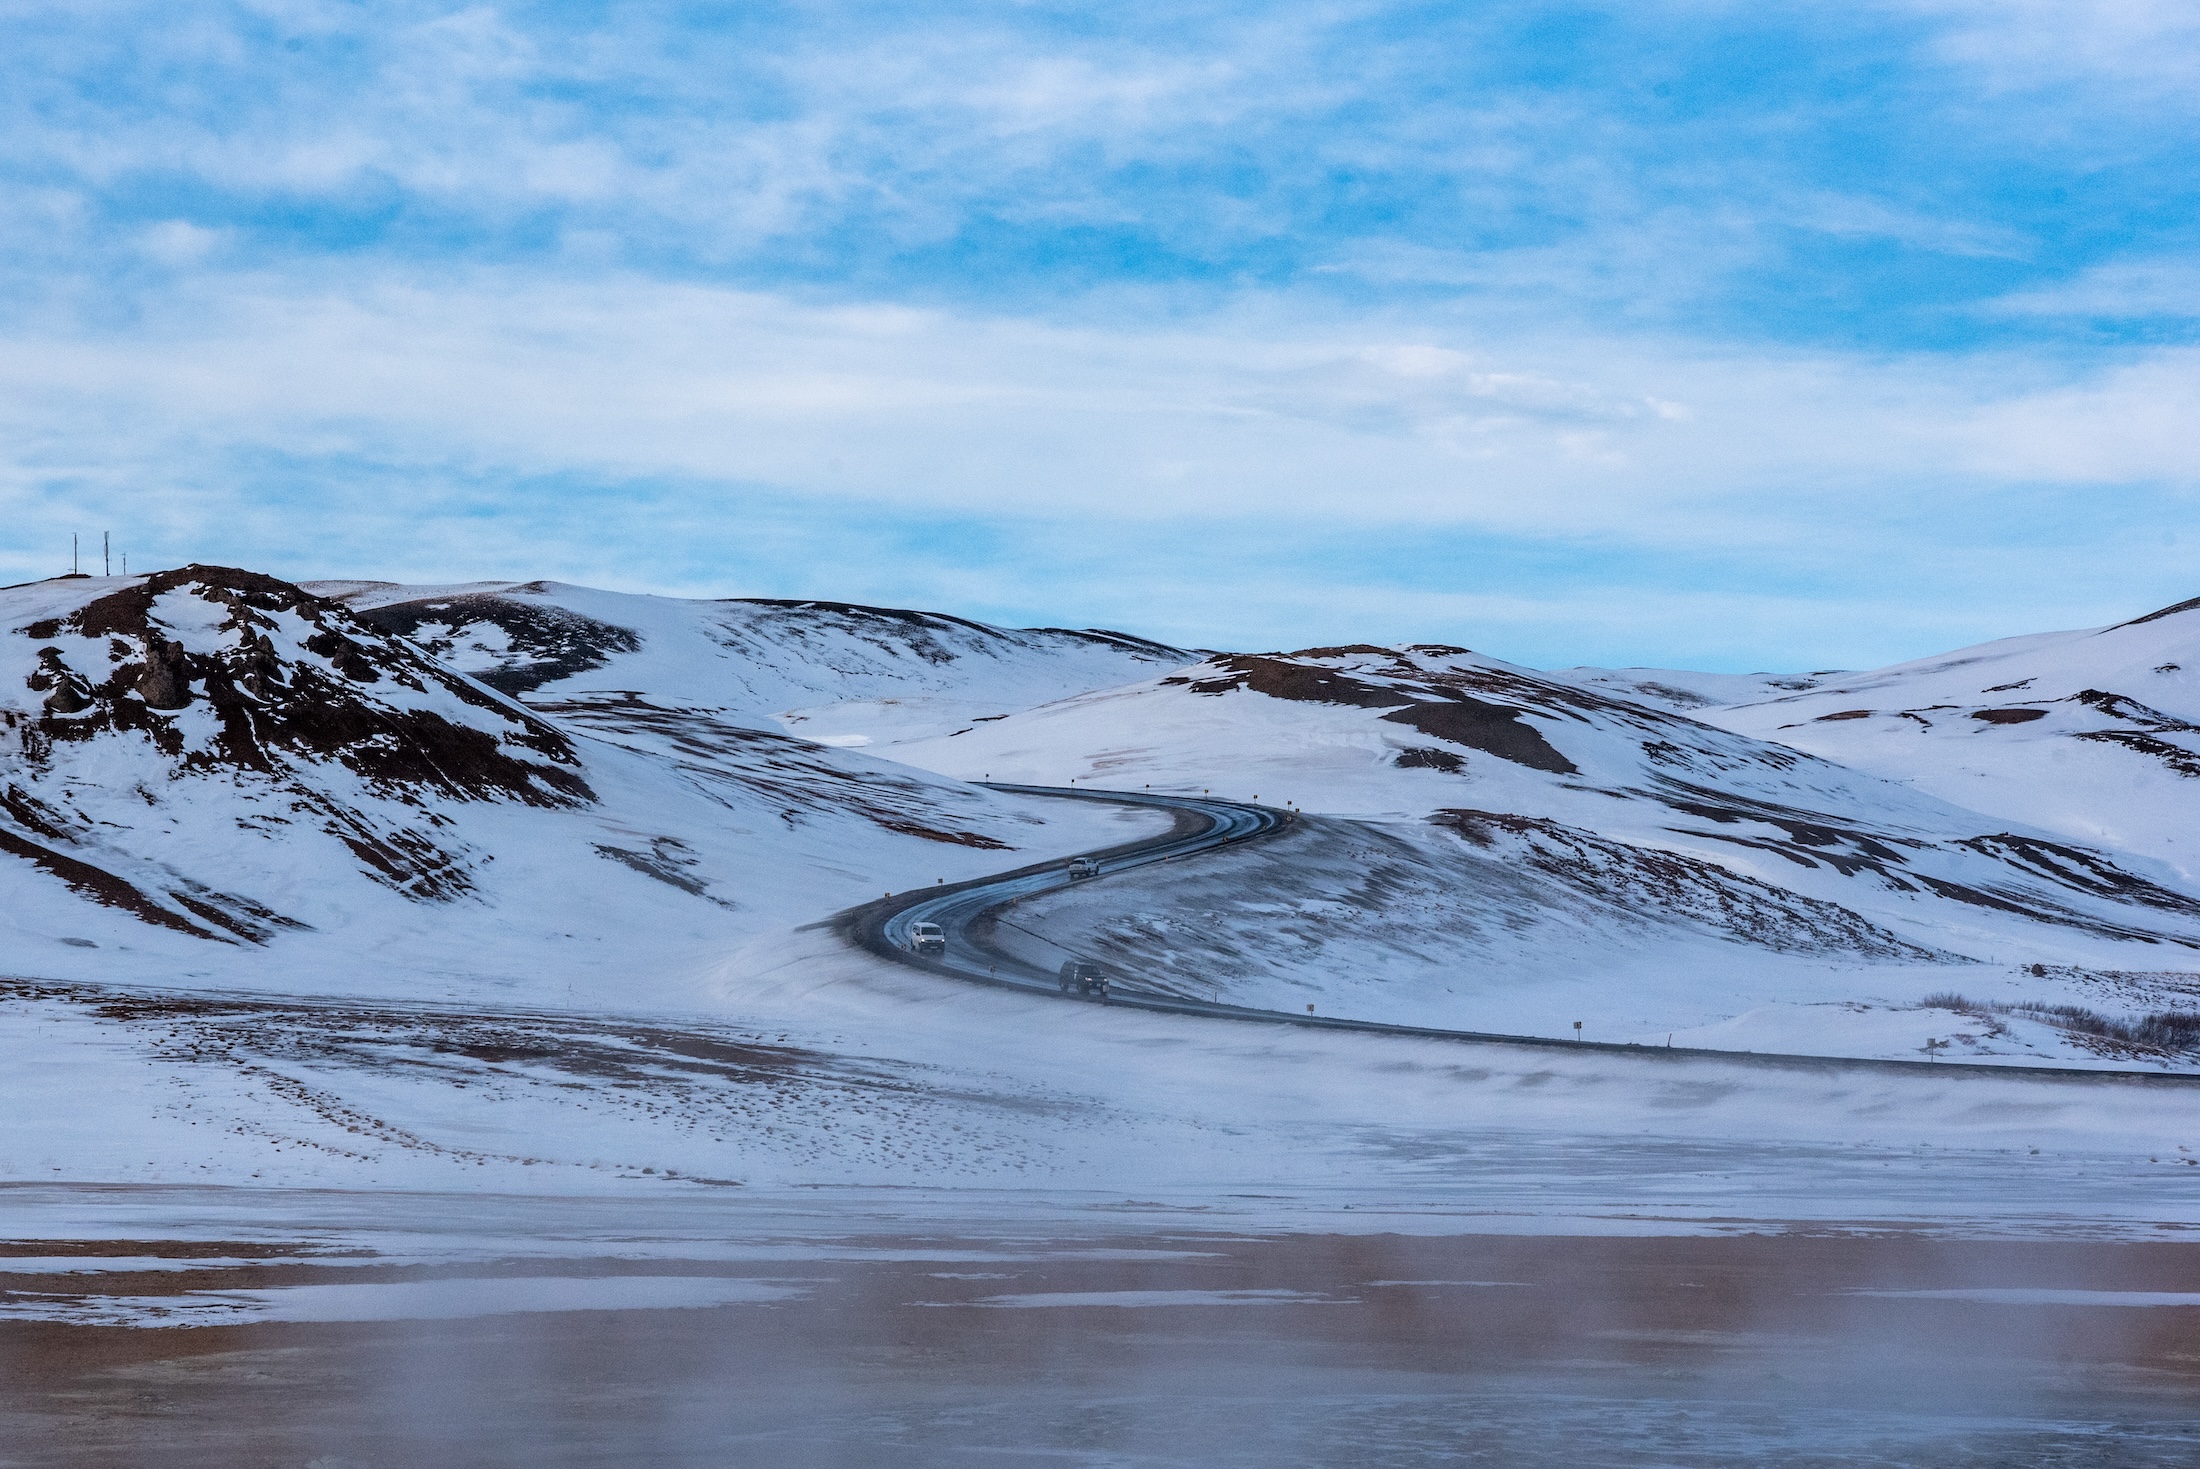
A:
[[138, 219, 226, 266], [1904, 0, 2200, 98], [1954, 350, 2200, 483], [1988, 258, 2200, 320], [0, 264, 2189, 538]]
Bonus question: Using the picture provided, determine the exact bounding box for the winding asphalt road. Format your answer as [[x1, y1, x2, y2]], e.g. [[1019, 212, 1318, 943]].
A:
[[839, 783, 2200, 1086]]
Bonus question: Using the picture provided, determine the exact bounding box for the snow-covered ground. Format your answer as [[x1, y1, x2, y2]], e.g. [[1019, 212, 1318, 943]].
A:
[[0, 568, 1168, 1001], [9, 930, 2200, 1234], [1692, 600, 2200, 876], [311, 577, 1190, 745], [8, 567, 2200, 1242], [887, 640, 2200, 1067]]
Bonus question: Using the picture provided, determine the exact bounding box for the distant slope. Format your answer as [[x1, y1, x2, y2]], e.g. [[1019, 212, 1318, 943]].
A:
[[1698, 598, 2200, 876], [310, 580, 1194, 746], [1548, 665, 1843, 714]]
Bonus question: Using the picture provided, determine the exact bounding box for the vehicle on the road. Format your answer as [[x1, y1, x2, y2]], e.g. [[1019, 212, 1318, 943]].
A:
[[1066, 856, 1100, 880], [906, 921, 947, 956], [1058, 960, 1109, 1000]]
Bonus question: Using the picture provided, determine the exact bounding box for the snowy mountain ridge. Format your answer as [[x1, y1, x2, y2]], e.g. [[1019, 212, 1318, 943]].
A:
[[11, 566, 2200, 1068], [1685, 597, 2200, 875], [309, 578, 1192, 747]]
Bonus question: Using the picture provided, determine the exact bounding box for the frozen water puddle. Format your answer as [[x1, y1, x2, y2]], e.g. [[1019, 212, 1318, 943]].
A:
[[0, 1275, 804, 1327], [953, 1288, 1352, 1308], [0, 1256, 301, 1274], [1853, 1288, 2200, 1307], [959, 1281, 1534, 1307]]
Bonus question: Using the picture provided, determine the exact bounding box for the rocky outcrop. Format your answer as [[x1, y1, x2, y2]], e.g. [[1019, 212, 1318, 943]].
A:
[[4, 566, 603, 927], [136, 634, 191, 708], [14, 565, 593, 809]]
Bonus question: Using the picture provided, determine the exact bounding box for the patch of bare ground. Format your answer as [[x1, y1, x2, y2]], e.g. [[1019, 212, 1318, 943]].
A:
[[1175, 654, 1581, 773], [1380, 700, 1576, 774], [354, 592, 642, 695], [1918, 989, 2200, 1064], [1183, 654, 1421, 708]]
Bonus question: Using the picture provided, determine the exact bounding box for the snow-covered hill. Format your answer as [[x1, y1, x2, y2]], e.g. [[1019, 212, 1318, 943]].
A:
[[14, 565, 2200, 1070], [0, 568, 1163, 997], [888, 641, 2200, 1062], [1548, 664, 1844, 714], [309, 579, 1191, 746], [1691, 598, 2200, 877]]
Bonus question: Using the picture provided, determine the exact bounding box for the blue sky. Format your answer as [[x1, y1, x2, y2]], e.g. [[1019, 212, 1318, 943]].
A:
[[2, 1, 2198, 668]]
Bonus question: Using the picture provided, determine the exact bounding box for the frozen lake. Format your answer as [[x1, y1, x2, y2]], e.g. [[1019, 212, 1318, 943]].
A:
[[4, 1187, 2200, 1465]]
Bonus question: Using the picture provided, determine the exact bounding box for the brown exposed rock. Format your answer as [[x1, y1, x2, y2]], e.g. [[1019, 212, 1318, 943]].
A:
[[29, 649, 93, 715], [1179, 652, 1581, 774], [2118, 595, 2200, 628], [868, 818, 1012, 849], [2075, 730, 2200, 777], [41, 683, 92, 716], [1288, 644, 1395, 659], [137, 635, 191, 708], [1188, 655, 1420, 708], [2072, 688, 2190, 727], [0, 829, 222, 940], [305, 630, 380, 682], [1382, 700, 1578, 775], [24, 564, 594, 810], [1971, 708, 2047, 725], [356, 593, 642, 695]]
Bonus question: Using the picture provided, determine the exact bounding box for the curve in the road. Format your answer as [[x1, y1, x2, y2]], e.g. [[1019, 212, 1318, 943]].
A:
[[837, 783, 2200, 1088]]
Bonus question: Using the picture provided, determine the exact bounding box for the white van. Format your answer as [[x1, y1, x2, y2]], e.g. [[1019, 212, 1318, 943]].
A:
[[906, 921, 946, 956]]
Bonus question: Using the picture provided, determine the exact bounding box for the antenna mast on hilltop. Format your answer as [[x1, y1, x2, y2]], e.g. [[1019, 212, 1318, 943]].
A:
[[103, 532, 110, 577], [71, 533, 77, 575]]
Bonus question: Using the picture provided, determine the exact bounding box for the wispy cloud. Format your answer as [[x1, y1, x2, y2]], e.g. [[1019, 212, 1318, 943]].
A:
[[1989, 259, 2200, 321], [1908, 0, 2200, 99]]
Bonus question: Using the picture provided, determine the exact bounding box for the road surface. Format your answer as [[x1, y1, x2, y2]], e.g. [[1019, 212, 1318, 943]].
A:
[[839, 783, 2200, 1085]]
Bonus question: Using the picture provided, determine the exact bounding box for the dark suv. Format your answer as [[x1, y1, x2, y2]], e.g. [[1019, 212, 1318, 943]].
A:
[[1057, 960, 1109, 1000]]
